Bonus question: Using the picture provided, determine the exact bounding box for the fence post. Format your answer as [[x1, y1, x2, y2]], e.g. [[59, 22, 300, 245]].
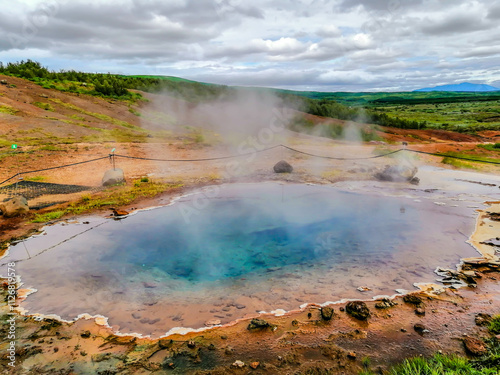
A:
[[111, 148, 116, 170]]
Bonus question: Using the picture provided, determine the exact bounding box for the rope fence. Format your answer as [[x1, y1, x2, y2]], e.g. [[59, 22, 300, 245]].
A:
[[1, 145, 499, 189]]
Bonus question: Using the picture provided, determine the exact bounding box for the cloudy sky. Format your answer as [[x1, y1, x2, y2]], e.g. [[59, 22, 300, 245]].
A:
[[1, 0, 500, 91]]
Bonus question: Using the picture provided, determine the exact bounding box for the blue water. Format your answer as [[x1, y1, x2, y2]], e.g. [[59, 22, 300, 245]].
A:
[[100, 184, 413, 282], [7, 182, 477, 335]]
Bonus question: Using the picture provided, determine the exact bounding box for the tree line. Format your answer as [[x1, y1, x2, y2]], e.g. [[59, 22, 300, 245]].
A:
[[1, 60, 426, 129]]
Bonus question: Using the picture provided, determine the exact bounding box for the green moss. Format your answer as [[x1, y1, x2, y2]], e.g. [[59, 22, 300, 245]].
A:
[[0, 105, 18, 115], [33, 102, 54, 111], [31, 210, 65, 223], [488, 315, 500, 334], [49, 98, 143, 131]]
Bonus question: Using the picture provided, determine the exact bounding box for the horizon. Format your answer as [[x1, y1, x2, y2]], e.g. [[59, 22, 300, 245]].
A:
[[1, 1, 500, 92]]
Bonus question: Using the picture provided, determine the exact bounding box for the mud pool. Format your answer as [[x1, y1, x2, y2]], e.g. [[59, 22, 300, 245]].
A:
[[5, 182, 481, 337]]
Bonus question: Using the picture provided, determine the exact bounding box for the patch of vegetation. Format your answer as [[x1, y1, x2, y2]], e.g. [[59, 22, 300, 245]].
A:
[[24, 175, 46, 182], [31, 210, 66, 223], [33, 101, 54, 111], [488, 315, 500, 334], [440, 151, 500, 165], [388, 353, 497, 375], [442, 157, 479, 170], [49, 98, 143, 131], [0, 138, 13, 148], [128, 107, 141, 116], [30, 179, 184, 223], [479, 143, 500, 152], [39, 144, 63, 151], [0, 104, 18, 115]]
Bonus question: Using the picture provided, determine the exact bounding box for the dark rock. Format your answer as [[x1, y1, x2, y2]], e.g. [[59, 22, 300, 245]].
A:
[[415, 308, 426, 316], [80, 330, 91, 338], [413, 323, 427, 334], [463, 337, 487, 356], [273, 160, 293, 173], [403, 294, 423, 306], [247, 318, 271, 330], [0, 79, 7, 85], [475, 313, 492, 326], [102, 168, 125, 186], [375, 298, 395, 309], [345, 301, 371, 321], [375, 164, 418, 182], [401, 328, 407, 333], [320, 306, 334, 321], [347, 351, 357, 359], [409, 177, 420, 185], [0, 196, 29, 218], [187, 340, 196, 349]]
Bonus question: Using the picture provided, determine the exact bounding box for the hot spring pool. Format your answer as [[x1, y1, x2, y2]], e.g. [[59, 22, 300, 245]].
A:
[[6, 182, 478, 336]]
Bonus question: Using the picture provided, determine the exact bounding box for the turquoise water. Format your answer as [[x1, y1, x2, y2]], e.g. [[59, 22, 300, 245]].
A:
[[102, 185, 412, 282], [8, 183, 477, 335]]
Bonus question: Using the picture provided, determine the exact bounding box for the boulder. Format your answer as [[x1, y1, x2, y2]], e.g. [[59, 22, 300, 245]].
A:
[[0, 196, 29, 217], [247, 318, 271, 330], [102, 168, 125, 186], [273, 160, 293, 173], [0, 79, 7, 85], [403, 294, 423, 306], [463, 337, 487, 356], [320, 306, 334, 321], [413, 323, 427, 334], [375, 164, 418, 182], [345, 301, 370, 321]]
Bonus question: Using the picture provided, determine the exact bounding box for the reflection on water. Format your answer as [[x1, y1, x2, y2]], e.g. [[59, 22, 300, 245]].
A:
[[6, 183, 477, 337]]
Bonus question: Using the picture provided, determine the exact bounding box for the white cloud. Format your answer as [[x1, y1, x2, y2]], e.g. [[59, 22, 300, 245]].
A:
[[0, 0, 499, 91]]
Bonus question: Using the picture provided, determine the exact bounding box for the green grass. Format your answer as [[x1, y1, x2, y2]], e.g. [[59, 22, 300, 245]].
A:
[[0, 138, 13, 148], [372, 101, 500, 132], [128, 107, 141, 116], [0, 104, 18, 115], [30, 179, 184, 223], [389, 353, 498, 375], [39, 144, 63, 151], [49, 98, 144, 131], [70, 114, 86, 121], [24, 175, 46, 182], [33, 101, 54, 111], [31, 210, 66, 223], [478, 143, 500, 152], [442, 157, 479, 170], [489, 315, 500, 334]]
